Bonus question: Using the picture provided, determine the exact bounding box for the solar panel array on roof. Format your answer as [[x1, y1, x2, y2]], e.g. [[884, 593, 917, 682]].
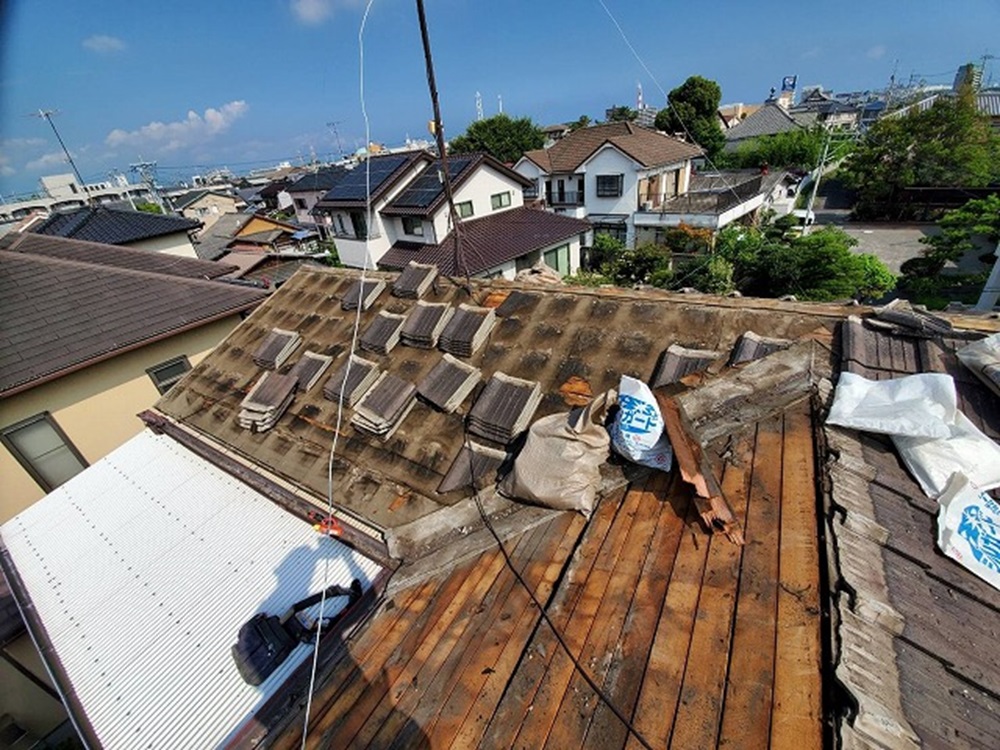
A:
[[322, 355, 379, 407], [322, 154, 410, 201], [287, 351, 333, 392], [468, 371, 541, 444], [439, 304, 496, 358], [341, 279, 385, 311], [238, 372, 297, 432], [729, 331, 793, 366], [252, 328, 301, 369], [417, 354, 481, 413], [351, 372, 416, 438], [650, 343, 724, 388], [392, 261, 438, 299], [386, 156, 473, 209], [359, 311, 406, 356], [401, 301, 454, 349], [437, 441, 507, 493]]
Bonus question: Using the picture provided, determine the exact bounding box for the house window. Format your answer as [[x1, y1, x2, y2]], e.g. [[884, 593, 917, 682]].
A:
[[1, 413, 88, 492], [456, 201, 474, 219], [402, 216, 424, 236], [490, 191, 511, 210], [147, 355, 192, 394], [336, 215, 347, 235], [596, 174, 624, 198], [294, 198, 307, 210], [543, 243, 570, 276]]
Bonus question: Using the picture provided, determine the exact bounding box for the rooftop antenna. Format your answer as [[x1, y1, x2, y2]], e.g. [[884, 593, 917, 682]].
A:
[[475, 91, 484, 121], [326, 120, 346, 160], [31, 109, 90, 203]]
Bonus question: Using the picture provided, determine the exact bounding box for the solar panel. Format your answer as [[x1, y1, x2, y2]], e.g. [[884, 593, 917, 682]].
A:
[[388, 157, 473, 209], [322, 155, 410, 201]]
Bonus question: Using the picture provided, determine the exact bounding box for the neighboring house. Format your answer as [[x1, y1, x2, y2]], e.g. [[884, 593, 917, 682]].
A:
[[789, 87, 861, 130], [258, 178, 295, 212], [192, 212, 256, 260], [0, 231, 266, 521], [171, 189, 241, 231], [718, 102, 762, 129], [514, 121, 703, 245], [722, 102, 814, 151], [227, 214, 310, 253], [3, 264, 997, 750], [285, 166, 349, 233], [29, 205, 202, 257], [379, 205, 590, 278]]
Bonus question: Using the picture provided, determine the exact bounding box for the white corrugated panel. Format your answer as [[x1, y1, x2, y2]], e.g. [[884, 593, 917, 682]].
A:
[[1, 430, 382, 749]]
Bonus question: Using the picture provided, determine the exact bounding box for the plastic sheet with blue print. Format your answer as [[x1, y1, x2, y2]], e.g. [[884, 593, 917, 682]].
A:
[[609, 375, 673, 471]]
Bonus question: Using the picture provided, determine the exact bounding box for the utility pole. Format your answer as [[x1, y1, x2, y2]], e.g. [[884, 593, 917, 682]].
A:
[[801, 134, 831, 236], [326, 120, 346, 161], [475, 91, 484, 121], [32, 109, 90, 202], [129, 160, 168, 213]]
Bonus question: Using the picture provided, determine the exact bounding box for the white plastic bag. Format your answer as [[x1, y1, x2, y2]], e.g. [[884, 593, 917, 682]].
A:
[[609, 376, 673, 470], [892, 411, 1000, 499], [826, 372, 957, 439], [956, 332, 1000, 399], [937, 472, 1000, 592]]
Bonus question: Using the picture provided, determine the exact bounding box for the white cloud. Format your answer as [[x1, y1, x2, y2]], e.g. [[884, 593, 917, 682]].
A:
[[800, 46, 822, 60], [0, 154, 14, 177], [83, 34, 126, 54], [291, 0, 359, 24], [26, 151, 69, 171], [105, 101, 249, 152], [2, 137, 46, 149], [867, 45, 886, 60]]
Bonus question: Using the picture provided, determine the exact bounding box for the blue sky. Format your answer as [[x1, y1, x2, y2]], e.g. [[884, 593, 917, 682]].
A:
[[1, 0, 997, 197]]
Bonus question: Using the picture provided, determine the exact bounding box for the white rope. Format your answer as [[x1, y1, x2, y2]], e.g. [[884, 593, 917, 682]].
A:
[[300, 2, 377, 746]]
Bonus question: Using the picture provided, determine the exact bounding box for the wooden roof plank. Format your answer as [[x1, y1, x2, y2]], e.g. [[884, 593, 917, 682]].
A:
[[541, 475, 669, 750], [771, 405, 824, 750], [368, 518, 558, 749], [717, 414, 784, 749], [479, 486, 630, 748], [509, 486, 646, 748], [666, 429, 755, 750], [581, 471, 689, 750], [406, 512, 587, 749]]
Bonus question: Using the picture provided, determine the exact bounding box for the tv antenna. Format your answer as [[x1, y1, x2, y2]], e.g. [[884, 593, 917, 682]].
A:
[[326, 120, 346, 161], [31, 109, 90, 202]]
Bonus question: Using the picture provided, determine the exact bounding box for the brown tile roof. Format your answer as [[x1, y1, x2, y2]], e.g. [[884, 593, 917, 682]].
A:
[[378, 206, 590, 276], [520, 122, 702, 174], [1, 232, 237, 278], [0, 246, 266, 397]]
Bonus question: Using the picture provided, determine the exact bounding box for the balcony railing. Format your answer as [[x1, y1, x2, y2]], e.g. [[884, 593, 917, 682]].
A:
[[545, 191, 584, 206]]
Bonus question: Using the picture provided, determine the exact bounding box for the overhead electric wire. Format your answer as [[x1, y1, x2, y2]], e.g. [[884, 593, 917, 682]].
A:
[[300, 2, 378, 747]]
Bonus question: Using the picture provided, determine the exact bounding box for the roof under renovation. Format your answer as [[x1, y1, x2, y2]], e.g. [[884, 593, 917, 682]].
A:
[[2, 262, 999, 749]]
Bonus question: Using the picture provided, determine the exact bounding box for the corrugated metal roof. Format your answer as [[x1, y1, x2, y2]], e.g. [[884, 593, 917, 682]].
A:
[[0, 431, 382, 750]]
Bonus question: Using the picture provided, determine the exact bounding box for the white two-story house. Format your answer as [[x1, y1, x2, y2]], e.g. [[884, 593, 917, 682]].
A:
[[514, 122, 703, 245]]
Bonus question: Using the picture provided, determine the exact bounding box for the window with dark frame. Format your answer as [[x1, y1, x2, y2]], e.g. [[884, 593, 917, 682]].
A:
[[294, 198, 307, 210], [456, 201, 474, 219], [147, 355, 192, 394], [596, 174, 624, 198], [490, 191, 511, 210], [1, 413, 88, 492], [402, 216, 424, 236]]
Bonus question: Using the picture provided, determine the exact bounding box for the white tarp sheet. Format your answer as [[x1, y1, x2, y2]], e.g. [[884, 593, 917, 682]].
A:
[[826, 372, 957, 439], [937, 473, 1000, 591]]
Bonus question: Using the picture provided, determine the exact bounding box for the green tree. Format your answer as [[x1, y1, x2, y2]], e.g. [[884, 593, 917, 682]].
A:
[[840, 87, 1000, 220], [654, 75, 725, 160], [717, 126, 827, 171], [448, 114, 545, 164], [135, 200, 163, 214], [604, 243, 671, 287], [605, 105, 638, 122], [567, 115, 592, 132]]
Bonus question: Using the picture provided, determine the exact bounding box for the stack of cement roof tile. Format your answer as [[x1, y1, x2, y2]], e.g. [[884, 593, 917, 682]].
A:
[[322, 355, 379, 407], [468, 371, 541, 444], [650, 343, 724, 388], [401, 301, 454, 349], [728, 331, 793, 365], [351, 372, 416, 438], [438, 304, 496, 358], [238, 372, 298, 432], [359, 311, 406, 355], [287, 351, 333, 392], [392, 261, 438, 299], [417, 354, 481, 412], [437, 441, 507, 493], [252, 328, 301, 369], [341, 279, 385, 311]]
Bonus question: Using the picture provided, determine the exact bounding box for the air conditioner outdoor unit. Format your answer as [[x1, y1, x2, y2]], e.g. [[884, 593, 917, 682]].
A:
[[641, 201, 653, 211]]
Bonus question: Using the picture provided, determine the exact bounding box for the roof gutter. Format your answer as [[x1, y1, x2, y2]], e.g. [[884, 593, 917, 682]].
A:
[[0, 299, 263, 399], [0, 540, 102, 750]]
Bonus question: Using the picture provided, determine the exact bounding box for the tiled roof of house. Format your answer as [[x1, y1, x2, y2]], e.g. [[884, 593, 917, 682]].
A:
[[171, 189, 235, 211], [520, 122, 702, 174], [192, 212, 255, 260], [1, 231, 237, 278], [0, 240, 266, 396], [723, 103, 803, 146], [257, 179, 293, 199], [29, 205, 202, 245], [285, 166, 349, 194], [378, 206, 590, 275]]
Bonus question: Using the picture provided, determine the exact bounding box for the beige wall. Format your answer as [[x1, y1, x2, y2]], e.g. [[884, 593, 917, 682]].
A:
[[129, 232, 198, 257], [181, 194, 238, 232], [0, 317, 242, 522]]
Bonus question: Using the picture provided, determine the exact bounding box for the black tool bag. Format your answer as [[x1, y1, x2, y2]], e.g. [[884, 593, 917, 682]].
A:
[[232, 579, 362, 686]]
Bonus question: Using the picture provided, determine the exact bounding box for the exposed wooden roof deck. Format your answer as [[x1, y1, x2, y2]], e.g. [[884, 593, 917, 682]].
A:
[[272, 400, 822, 749]]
